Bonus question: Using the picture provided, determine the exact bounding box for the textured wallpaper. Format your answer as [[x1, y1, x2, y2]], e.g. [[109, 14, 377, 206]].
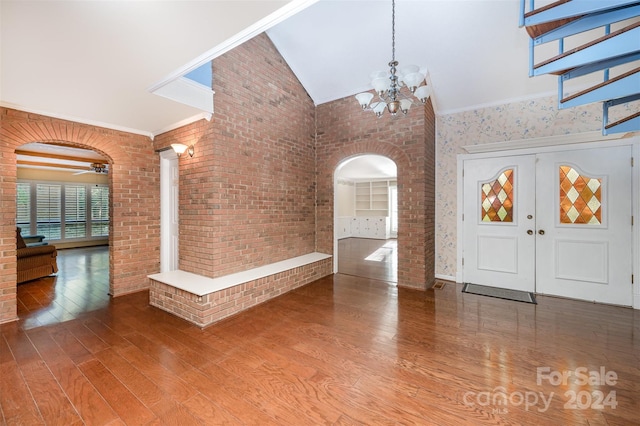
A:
[[434, 95, 636, 279]]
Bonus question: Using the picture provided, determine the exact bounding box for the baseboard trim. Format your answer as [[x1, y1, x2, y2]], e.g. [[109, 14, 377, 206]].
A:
[[435, 274, 456, 282]]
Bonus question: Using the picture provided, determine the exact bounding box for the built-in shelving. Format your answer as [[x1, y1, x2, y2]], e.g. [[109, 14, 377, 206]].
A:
[[355, 180, 391, 217]]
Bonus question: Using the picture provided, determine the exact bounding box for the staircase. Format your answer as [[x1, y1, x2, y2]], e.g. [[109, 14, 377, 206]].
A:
[[520, 0, 640, 135]]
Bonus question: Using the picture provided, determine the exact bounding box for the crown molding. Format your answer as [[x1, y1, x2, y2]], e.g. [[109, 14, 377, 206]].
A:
[[0, 102, 154, 140], [151, 112, 212, 139], [463, 131, 632, 154], [148, 0, 319, 94]]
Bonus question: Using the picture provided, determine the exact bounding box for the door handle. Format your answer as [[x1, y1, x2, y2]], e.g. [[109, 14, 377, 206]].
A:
[[527, 230, 533, 235], [538, 230, 545, 235]]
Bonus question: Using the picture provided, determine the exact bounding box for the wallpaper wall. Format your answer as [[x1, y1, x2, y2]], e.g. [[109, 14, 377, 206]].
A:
[[434, 94, 635, 279]]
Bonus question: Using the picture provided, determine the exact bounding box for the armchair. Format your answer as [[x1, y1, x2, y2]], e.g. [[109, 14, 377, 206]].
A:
[[16, 227, 58, 283]]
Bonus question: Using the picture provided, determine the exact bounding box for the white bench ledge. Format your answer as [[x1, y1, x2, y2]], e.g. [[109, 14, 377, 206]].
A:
[[148, 252, 332, 297]]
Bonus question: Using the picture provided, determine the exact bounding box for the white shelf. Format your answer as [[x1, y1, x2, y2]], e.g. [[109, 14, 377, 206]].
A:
[[353, 180, 392, 216]]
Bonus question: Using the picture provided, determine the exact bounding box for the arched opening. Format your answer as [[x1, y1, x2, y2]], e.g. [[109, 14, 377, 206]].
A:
[[334, 154, 398, 283], [0, 110, 161, 325], [15, 142, 113, 325]]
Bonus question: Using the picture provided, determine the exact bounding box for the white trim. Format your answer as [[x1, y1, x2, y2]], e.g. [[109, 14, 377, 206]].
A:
[[152, 112, 212, 138], [159, 150, 178, 273], [438, 79, 611, 117], [148, 252, 331, 297], [152, 77, 214, 117], [460, 135, 638, 161], [333, 171, 339, 274], [633, 137, 640, 310], [463, 131, 631, 154], [0, 101, 154, 140], [435, 274, 455, 282], [148, 0, 319, 94], [456, 154, 464, 284], [438, 89, 558, 116]]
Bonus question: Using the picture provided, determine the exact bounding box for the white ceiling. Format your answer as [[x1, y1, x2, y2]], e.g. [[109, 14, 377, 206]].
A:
[[337, 155, 397, 179], [17, 143, 108, 174], [2, 0, 567, 139], [266, 0, 560, 111]]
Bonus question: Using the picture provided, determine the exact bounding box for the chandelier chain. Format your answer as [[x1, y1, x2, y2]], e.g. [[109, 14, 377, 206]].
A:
[[354, 0, 429, 117], [391, 0, 396, 63]]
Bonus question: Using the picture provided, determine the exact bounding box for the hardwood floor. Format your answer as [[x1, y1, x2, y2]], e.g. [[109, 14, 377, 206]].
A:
[[2, 247, 640, 425], [16, 246, 111, 331], [338, 238, 397, 283]]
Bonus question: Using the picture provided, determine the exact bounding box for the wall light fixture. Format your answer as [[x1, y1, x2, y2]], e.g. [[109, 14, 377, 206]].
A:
[[171, 143, 194, 158]]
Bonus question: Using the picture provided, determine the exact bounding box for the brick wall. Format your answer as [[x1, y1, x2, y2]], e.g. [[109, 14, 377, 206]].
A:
[[1, 32, 436, 323], [153, 33, 318, 278], [315, 97, 436, 290], [0, 108, 160, 323], [149, 257, 332, 328]]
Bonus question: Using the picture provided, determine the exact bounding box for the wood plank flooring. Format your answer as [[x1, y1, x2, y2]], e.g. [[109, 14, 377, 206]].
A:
[[2, 246, 639, 425], [338, 238, 397, 283]]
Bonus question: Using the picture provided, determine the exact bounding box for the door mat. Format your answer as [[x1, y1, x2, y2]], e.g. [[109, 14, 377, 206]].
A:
[[462, 283, 537, 304]]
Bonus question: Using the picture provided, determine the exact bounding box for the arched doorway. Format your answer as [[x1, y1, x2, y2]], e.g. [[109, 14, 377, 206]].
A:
[[0, 109, 161, 325], [334, 154, 398, 283], [15, 142, 112, 325]]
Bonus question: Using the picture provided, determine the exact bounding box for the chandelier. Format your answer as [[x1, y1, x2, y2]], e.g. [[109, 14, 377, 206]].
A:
[[355, 0, 430, 117]]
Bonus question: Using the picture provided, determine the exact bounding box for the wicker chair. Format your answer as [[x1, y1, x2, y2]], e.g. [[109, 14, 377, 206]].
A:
[[16, 227, 58, 283]]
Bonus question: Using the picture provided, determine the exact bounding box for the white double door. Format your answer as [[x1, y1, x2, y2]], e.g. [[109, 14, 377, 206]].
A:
[[463, 145, 633, 306]]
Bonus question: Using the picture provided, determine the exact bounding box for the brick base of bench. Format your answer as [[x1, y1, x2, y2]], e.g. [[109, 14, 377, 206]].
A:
[[148, 255, 332, 328]]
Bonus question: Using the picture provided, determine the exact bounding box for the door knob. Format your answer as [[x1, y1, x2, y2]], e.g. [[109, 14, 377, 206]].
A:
[[527, 230, 533, 235], [538, 230, 545, 235]]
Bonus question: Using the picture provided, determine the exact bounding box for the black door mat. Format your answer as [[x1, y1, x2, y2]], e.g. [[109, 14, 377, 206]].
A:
[[462, 283, 537, 304]]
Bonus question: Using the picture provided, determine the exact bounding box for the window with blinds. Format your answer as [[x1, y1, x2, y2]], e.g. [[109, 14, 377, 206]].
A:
[[37, 183, 62, 239], [16, 182, 31, 231], [91, 186, 109, 237], [65, 185, 87, 238], [16, 181, 109, 242]]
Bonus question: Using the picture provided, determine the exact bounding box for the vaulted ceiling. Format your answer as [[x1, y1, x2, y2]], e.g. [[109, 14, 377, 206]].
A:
[[2, 0, 564, 139]]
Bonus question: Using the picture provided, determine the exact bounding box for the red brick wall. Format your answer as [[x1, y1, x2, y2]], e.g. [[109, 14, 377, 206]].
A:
[[153, 33, 317, 278], [315, 97, 436, 290], [0, 108, 160, 323], [0, 33, 436, 323], [149, 257, 332, 328]]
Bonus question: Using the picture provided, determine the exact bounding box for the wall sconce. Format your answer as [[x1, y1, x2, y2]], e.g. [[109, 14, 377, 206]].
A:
[[171, 143, 194, 158]]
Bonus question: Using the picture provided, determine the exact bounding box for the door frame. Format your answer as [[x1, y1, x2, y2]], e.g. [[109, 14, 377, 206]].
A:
[[456, 132, 640, 309], [160, 149, 179, 272]]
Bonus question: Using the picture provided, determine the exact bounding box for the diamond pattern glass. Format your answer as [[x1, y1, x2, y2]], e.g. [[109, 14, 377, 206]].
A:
[[481, 169, 513, 222], [559, 165, 602, 225]]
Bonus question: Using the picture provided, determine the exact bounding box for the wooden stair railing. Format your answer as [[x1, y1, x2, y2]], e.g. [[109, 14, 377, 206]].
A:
[[523, 0, 577, 38], [605, 111, 640, 130], [561, 67, 640, 104], [525, 17, 581, 38], [534, 21, 640, 74], [523, 0, 571, 19]]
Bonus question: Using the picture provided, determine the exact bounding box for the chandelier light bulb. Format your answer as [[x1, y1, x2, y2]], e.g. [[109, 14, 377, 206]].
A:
[[414, 85, 430, 103], [372, 77, 391, 95], [400, 99, 412, 114], [372, 102, 386, 117], [355, 92, 374, 109]]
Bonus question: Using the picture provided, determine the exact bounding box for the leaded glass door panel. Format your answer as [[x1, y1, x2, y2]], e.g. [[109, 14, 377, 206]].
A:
[[535, 146, 632, 305], [462, 155, 536, 292]]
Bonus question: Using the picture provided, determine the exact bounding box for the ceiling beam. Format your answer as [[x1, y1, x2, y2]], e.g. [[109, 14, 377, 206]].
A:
[[17, 160, 90, 171], [15, 149, 105, 164]]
